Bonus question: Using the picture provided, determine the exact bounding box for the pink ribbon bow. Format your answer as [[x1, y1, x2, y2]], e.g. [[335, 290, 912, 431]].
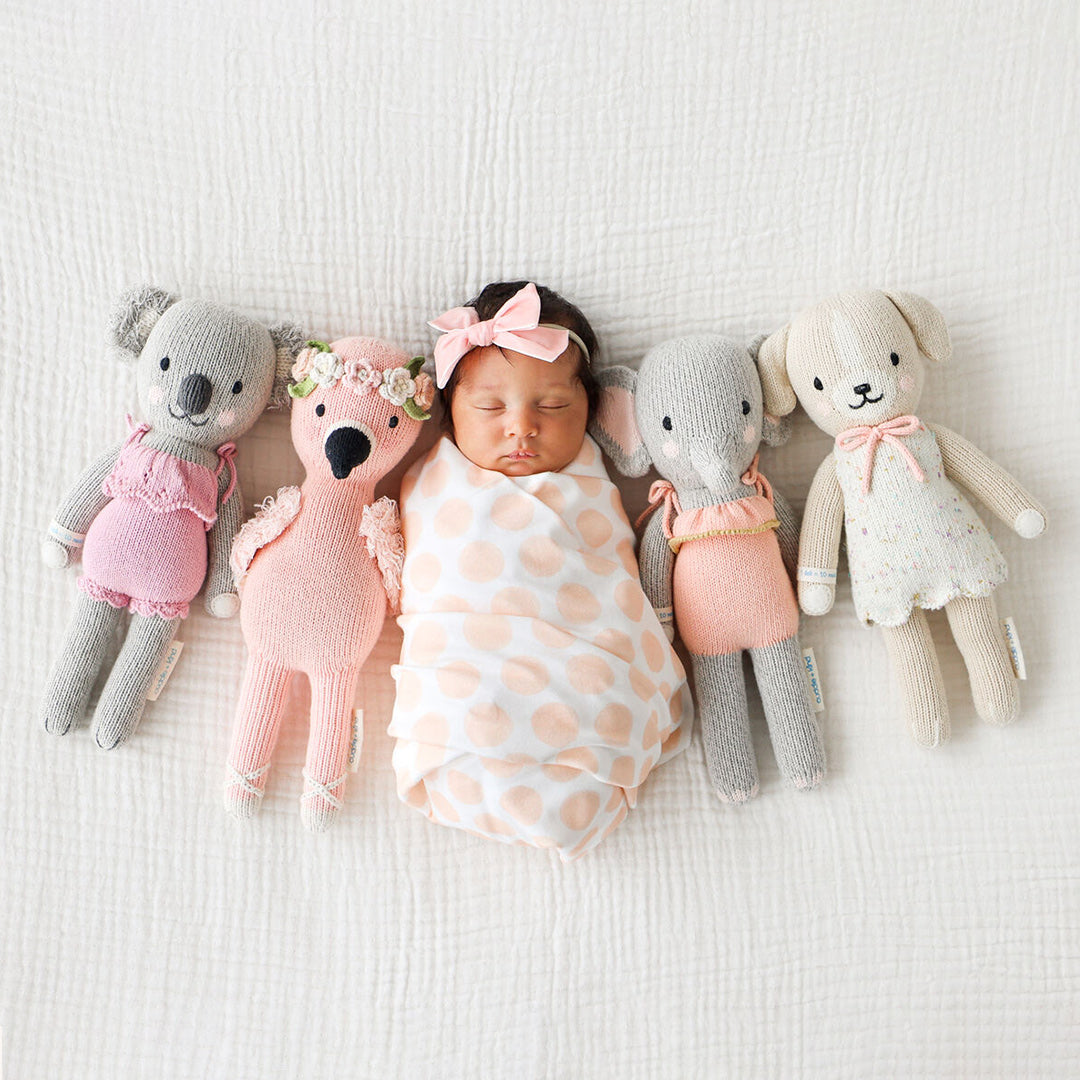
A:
[[428, 282, 570, 388], [835, 415, 925, 495]]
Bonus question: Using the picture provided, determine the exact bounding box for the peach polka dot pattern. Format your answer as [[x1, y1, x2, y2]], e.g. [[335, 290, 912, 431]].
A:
[[389, 436, 693, 861]]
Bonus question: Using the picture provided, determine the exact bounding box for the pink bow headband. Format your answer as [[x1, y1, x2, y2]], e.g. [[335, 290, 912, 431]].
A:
[[428, 282, 591, 389]]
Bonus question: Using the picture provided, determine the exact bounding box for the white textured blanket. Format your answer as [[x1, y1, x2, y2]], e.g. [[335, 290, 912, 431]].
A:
[[389, 435, 692, 860]]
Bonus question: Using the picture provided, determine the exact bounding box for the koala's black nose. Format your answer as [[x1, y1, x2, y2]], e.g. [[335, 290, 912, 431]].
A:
[[178, 373, 213, 416], [853, 383, 872, 396], [325, 426, 371, 479]]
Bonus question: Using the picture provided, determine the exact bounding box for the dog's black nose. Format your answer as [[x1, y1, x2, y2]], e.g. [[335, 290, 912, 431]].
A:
[[853, 383, 872, 396], [178, 373, 213, 416], [324, 426, 371, 479]]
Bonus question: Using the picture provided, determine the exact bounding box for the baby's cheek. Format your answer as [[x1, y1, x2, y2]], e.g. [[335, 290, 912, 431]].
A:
[[148, 386, 164, 405], [217, 408, 237, 428]]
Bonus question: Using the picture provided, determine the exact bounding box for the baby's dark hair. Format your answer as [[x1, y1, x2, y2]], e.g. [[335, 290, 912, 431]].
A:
[[440, 281, 599, 427]]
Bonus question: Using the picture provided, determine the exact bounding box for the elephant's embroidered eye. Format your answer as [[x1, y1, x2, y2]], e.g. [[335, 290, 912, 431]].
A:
[[315, 403, 326, 417], [741, 400, 750, 415], [232, 380, 243, 394], [662, 416, 672, 431], [890, 352, 900, 366], [160, 357, 170, 371], [813, 377, 823, 391], [389, 415, 399, 428]]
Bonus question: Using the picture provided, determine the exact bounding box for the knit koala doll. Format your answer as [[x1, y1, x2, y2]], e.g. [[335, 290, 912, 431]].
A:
[[226, 338, 432, 831], [591, 334, 825, 803], [758, 289, 1046, 746], [41, 285, 304, 748]]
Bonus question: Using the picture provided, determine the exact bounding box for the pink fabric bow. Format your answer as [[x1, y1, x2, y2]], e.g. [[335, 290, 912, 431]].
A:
[[835, 415, 925, 495], [428, 282, 570, 388]]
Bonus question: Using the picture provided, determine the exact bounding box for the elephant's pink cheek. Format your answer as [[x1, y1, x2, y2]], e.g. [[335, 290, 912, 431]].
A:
[[743, 424, 756, 443], [218, 409, 236, 427], [661, 440, 680, 459]]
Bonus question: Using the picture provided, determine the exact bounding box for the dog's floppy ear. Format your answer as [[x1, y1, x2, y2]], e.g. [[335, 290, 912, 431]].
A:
[[882, 290, 951, 365], [755, 324, 797, 417], [590, 365, 652, 477]]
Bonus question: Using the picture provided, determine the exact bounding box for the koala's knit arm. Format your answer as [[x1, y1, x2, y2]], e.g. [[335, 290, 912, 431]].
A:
[[928, 423, 1047, 538], [638, 510, 675, 630], [772, 487, 799, 580], [50, 441, 122, 534], [797, 454, 845, 616], [205, 476, 243, 617]]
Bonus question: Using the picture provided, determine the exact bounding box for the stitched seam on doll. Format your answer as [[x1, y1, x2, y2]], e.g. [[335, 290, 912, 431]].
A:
[[668, 518, 779, 553], [301, 770, 347, 809]]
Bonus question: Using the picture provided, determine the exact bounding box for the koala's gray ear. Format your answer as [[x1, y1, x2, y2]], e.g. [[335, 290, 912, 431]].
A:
[[106, 284, 178, 362], [882, 290, 951, 364], [267, 321, 308, 409], [589, 365, 651, 478], [756, 324, 797, 417]]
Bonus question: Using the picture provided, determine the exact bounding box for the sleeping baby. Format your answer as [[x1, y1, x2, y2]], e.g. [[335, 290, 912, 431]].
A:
[[388, 281, 693, 860]]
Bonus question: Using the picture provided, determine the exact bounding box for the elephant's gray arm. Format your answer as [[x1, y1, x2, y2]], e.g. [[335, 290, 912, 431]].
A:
[[638, 510, 675, 627], [772, 487, 800, 581]]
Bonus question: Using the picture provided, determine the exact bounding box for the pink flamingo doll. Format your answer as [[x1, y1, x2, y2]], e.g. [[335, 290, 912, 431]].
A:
[[225, 336, 432, 830]]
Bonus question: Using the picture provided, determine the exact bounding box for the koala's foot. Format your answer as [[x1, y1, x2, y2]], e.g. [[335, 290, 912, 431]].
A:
[[300, 771, 346, 833], [91, 613, 178, 749]]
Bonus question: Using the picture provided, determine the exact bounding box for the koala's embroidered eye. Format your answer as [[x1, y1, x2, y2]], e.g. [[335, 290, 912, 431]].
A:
[[741, 400, 751, 416], [159, 357, 170, 371], [315, 403, 326, 417], [662, 416, 672, 431], [389, 415, 399, 428], [231, 380, 243, 394], [813, 377, 823, 391], [890, 352, 900, 366]]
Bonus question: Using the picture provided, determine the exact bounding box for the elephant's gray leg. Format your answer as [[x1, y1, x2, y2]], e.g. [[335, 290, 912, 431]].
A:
[[691, 651, 758, 803], [42, 593, 125, 736], [749, 635, 825, 791], [91, 613, 179, 750]]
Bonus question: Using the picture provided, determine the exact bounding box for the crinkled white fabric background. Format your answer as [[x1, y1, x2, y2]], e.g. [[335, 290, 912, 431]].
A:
[[2, 2, 1078, 1077]]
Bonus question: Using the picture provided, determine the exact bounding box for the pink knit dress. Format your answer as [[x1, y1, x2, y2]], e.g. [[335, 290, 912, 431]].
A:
[[78, 419, 236, 620]]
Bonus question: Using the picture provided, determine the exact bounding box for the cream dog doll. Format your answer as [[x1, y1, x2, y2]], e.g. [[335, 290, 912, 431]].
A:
[[758, 290, 1045, 746]]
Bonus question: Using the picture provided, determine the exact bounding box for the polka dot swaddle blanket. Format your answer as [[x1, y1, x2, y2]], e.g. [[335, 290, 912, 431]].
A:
[[389, 435, 693, 861]]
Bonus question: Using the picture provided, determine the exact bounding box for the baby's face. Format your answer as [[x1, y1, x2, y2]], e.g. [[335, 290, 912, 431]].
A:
[[449, 346, 589, 475]]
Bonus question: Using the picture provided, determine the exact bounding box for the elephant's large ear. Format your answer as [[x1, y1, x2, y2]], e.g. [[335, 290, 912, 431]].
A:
[[748, 334, 791, 445], [755, 324, 797, 417], [267, 321, 308, 409], [882, 290, 951, 364], [106, 284, 178, 362], [590, 365, 651, 477]]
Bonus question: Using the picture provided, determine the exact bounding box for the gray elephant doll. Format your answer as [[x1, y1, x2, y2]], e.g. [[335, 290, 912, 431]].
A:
[[41, 284, 305, 748], [590, 333, 826, 802]]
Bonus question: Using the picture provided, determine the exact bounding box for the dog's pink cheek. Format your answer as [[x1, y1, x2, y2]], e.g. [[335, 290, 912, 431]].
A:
[[743, 424, 756, 444], [148, 386, 164, 405], [899, 375, 913, 393], [218, 409, 236, 427]]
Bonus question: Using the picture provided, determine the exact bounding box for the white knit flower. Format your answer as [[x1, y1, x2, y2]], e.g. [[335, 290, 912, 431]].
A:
[[309, 351, 345, 388], [379, 367, 416, 407]]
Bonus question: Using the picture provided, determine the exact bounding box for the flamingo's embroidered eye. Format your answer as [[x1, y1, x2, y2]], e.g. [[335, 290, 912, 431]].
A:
[[315, 403, 326, 417], [389, 415, 399, 428]]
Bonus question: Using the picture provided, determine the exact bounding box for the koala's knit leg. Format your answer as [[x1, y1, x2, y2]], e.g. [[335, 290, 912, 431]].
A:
[[881, 610, 950, 747], [944, 593, 1018, 726], [42, 593, 125, 735], [224, 653, 294, 819], [749, 635, 825, 791], [691, 651, 759, 803], [300, 666, 361, 833], [91, 614, 178, 749]]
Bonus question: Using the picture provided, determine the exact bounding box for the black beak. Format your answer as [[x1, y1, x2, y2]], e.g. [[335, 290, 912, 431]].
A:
[[324, 426, 371, 479]]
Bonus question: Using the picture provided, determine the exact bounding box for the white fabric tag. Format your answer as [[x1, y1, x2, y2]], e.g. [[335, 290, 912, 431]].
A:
[[146, 641, 184, 701], [1002, 618, 1027, 680], [802, 648, 825, 713], [348, 709, 364, 771], [797, 566, 836, 584], [48, 520, 85, 546]]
